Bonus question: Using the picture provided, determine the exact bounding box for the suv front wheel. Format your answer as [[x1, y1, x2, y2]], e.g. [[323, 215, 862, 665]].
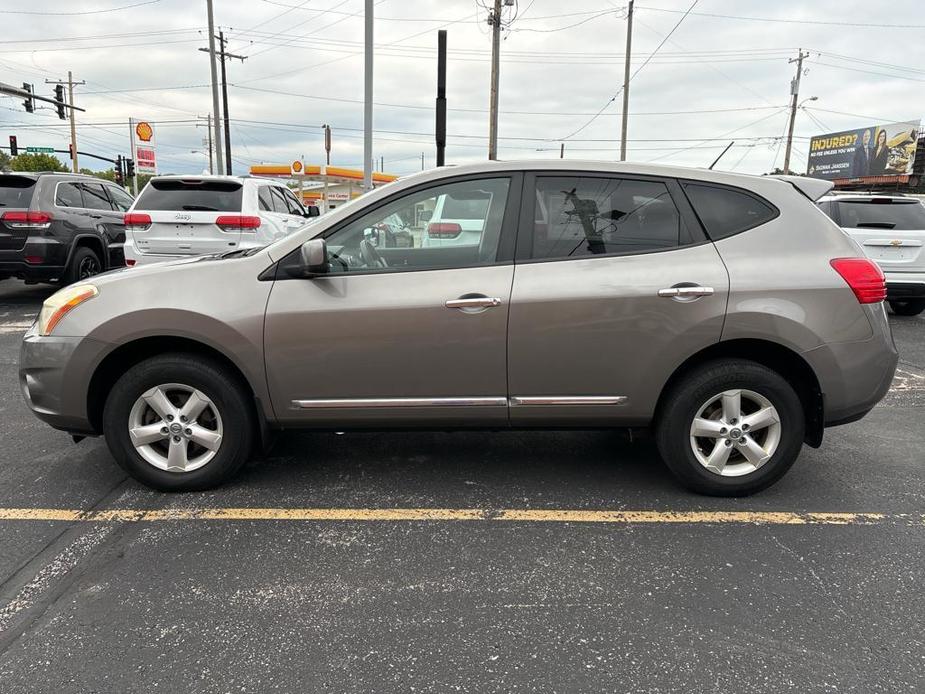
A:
[[102, 353, 254, 491], [656, 359, 805, 496]]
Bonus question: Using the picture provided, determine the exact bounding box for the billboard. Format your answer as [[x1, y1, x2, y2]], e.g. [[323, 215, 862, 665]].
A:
[[806, 120, 919, 180], [130, 118, 157, 175]]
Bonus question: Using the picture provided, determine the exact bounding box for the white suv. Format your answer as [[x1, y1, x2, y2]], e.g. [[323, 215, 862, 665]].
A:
[[124, 175, 314, 266], [819, 192, 925, 316]]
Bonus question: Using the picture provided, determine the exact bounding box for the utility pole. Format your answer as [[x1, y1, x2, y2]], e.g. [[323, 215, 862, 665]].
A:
[[421, 152, 425, 170], [205, 0, 224, 175], [783, 49, 810, 175], [560, 143, 565, 159], [488, 0, 502, 160], [435, 29, 447, 167], [620, 0, 634, 161], [363, 0, 374, 191], [45, 72, 85, 173], [323, 124, 331, 165], [200, 32, 246, 175], [196, 115, 214, 174]]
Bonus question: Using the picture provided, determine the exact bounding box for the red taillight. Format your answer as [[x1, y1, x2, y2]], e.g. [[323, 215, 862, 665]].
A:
[[2, 211, 53, 228], [427, 222, 462, 239], [215, 215, 261, 232], [123, 213, 151, 230], [830, 258, 886, 304], [24, 255, 44, 264], [125, 258, 136, 267]]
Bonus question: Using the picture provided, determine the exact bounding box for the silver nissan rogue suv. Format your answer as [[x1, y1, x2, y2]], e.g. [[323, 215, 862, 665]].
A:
[[20, 161, 898, 496]]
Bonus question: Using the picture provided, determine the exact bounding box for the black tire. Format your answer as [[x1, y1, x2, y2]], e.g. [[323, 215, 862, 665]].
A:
[[655, 359, 805, 496], [64, 246, 102, 285], [889, 299, 925, 317], [102, 353, 255, 492]]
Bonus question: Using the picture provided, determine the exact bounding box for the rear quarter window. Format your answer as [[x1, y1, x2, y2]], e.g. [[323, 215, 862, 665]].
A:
[[135, 180, 243, 212], [0, 176, 36, 208], [683, 182, 778, 240]]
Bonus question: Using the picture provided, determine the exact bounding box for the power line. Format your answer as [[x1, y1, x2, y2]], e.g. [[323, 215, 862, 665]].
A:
[[635, 5, 925, 29], [560, 0, 698, 141], [0, 0, 161, 15]]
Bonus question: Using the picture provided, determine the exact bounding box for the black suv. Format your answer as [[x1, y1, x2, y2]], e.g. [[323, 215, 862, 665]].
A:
[[0, 172, 133, 284]]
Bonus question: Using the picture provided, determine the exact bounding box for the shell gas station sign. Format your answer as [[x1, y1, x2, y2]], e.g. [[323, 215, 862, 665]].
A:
[[130, 118, 157, 175]]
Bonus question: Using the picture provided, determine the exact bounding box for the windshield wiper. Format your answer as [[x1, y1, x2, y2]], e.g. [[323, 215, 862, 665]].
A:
[[856, 222, 897, 229], [181, 204, 219, 211]]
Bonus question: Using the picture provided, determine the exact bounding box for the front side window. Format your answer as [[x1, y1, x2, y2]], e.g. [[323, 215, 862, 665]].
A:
[[258, 186, 274, 211], [268, 187, 289, 213], [683, 182, 777, 240], [322, 177, 511, 274], [55, 182, 83, 208], [530, 176, 691, 260], [282, 187, 305, 215], [81, 183, 114, 211]]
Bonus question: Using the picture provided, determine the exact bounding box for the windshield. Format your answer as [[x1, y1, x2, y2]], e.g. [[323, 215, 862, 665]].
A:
[[135, 180, 243, 212], [440, 193, 492, 219], [0, 176, 36, 208], [837, 200, 925, 230]]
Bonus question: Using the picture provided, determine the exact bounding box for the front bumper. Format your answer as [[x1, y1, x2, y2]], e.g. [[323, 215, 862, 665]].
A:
[[885, 271, 925, 300], [20, 326, 109, 435]]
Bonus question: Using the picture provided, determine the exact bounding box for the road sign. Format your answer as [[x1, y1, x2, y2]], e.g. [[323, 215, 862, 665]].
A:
[[25, 146, 54, 154]]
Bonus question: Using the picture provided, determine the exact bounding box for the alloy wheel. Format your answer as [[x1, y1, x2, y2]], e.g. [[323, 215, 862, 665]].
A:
[[689, 389, 782, 477], [127, 383, 223, 473], [78, 255, 101, 279]]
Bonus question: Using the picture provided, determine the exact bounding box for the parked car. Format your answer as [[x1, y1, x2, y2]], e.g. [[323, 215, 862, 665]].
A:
[[818, 192, 925, 316], [123, 175, 313, 266], [20, 161, 897, 496], [0, 172, 132, 284], [420, 186, 496, 248]]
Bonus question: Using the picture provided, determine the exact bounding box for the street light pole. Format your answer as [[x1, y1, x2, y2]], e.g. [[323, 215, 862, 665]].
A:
[[363, 0, 374, 191]]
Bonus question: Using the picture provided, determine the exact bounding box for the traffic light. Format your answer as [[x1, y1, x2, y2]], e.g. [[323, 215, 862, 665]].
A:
[[115, 156, 124, 186], [125, 158, 135, 178], [9, 135, 18, 157], [68, 143, 74, 160], [22, 83, 34, 113], [54, 85, 66, 120]]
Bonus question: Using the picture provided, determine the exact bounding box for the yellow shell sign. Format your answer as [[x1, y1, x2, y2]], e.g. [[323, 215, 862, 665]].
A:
[[291, 160, 303, 173], [135, 121, 154, 142]]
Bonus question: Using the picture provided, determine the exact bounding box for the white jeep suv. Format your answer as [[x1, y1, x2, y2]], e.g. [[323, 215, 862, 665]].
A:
[[819, 192, 925, 316], [124, 175, 314, 266]]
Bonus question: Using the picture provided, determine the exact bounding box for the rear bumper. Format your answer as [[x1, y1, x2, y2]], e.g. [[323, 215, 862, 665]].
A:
[[803, 304, 898, 427], [0, 237, 69, 281], [885, 271, 925, 300]]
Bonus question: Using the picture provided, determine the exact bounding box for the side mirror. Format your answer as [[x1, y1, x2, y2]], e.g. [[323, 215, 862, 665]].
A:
[[304, 206, 320, 218], [299, 238, 328, 276]]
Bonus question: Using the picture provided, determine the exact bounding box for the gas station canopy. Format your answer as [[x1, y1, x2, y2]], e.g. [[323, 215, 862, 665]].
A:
[[249, 164, 398, 186]]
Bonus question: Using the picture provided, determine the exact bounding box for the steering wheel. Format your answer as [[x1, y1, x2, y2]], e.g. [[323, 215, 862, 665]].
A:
[[359, 239, 388, 269]]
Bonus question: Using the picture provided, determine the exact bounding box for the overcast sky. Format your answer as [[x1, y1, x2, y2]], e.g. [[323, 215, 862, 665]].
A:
[[1, 0, 923, 177]]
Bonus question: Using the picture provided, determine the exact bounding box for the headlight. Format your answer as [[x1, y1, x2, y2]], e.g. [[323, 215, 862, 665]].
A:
[[37, 284, 98, 336]]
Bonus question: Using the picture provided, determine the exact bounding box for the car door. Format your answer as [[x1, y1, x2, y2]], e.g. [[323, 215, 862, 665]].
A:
[[102, 184, 133, 266], [507, 172, 729, 426], [263, 174, 521, 427], [79, 182, 123, 267]]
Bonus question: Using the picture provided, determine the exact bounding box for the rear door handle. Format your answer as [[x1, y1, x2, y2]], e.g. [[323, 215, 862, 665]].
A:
[[445, 297, 502, 309], [658, 286, 714, 298]]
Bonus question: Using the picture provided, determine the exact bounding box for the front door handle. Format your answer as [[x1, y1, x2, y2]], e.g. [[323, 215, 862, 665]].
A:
[[658, 286, 714, 298], [445, 297, 502, 309]]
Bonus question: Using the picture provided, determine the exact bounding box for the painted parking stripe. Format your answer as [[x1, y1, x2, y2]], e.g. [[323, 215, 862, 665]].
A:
[[0, 507, 920, 525]]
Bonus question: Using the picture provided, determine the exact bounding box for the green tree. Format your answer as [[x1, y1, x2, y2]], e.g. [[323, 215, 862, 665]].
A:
[[0, 149, 11, 171], [10, 153, 68, 173]]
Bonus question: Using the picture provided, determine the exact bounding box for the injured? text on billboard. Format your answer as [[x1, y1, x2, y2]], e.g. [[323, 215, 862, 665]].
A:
[[807, 120, 919, 181]]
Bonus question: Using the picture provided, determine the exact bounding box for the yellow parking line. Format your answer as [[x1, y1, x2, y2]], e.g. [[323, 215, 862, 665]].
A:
[[0, 507, 919, 525]]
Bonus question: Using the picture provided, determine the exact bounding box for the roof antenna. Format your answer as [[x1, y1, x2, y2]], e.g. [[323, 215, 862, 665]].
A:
[[708, 141, 735, 170]]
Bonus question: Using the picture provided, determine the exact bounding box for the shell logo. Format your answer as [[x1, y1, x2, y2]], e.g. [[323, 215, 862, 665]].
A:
[[292, 160, 303, 173], [135, 121, 154, 142]]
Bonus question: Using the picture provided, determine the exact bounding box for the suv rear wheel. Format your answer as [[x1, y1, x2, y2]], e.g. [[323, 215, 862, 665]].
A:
[[656, 359, 805, 496], [64, 246, 102, 284], [102, 353, 254, 491], [889, 299, 925, 317]]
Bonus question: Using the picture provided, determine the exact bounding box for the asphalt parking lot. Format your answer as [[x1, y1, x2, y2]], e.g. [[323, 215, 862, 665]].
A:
[[0, 278, 923, 693]]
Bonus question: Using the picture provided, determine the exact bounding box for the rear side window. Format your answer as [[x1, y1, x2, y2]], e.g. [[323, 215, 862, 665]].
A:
[[836, 200, 925, 230], [282, 187, 305, 215], [0, 176, 36, 208], [55, 182, 84, 208], [258, 186, 274, 211], [107, 185, 134, 212], [268, 187, 289, 213], [529, 176, 692, 260], [135, 180, 243, 212], [442, 193, 491, 220], [683, 183, 777, 240], [81, 183, 114, 211]]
